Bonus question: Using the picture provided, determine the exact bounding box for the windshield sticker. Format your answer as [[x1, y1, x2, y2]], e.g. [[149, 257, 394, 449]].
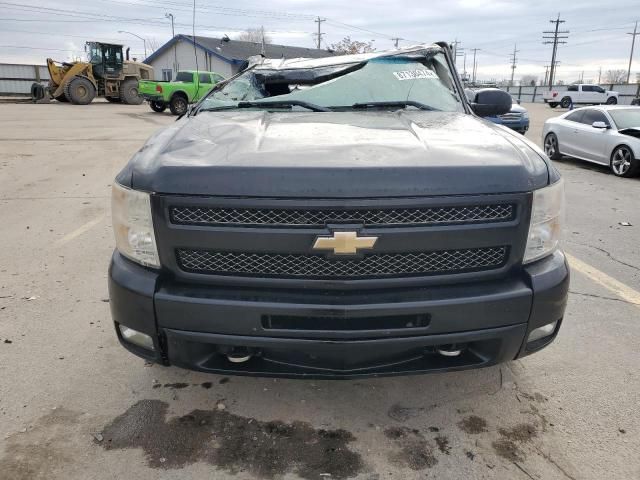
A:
[[392, 69, 438, 81]]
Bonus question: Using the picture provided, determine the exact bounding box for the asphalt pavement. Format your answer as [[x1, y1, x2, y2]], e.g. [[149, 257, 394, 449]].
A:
[[0, 101, 638, 480]]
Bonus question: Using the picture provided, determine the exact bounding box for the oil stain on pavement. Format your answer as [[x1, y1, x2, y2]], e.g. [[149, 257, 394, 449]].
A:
[[97, 399, 364, 479], [491, 423, 538, 462], [457, 415, 488, 434], [383, 426, 438, 470]]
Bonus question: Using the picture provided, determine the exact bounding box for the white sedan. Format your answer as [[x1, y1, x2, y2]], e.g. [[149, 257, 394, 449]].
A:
[[542, 106, 640, 177]]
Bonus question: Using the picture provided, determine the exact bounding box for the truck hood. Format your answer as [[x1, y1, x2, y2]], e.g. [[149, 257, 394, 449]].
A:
[[122, 110, 550, 198]]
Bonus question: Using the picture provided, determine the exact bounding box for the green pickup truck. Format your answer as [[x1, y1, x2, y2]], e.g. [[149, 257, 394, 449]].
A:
[[139, 70, 225, 115]]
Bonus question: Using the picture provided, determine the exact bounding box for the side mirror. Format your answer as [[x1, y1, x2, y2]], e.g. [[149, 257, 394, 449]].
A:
[[592, 121, 609, 129], [470, 88, 512, 117]]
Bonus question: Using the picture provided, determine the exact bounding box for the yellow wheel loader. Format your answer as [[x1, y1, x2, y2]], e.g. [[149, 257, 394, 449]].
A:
[[32, 42, 153, 105]]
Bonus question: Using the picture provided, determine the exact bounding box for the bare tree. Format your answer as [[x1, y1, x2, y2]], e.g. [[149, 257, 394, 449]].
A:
[[236, 27, 272, 44], [329, 36, 375, 54], [147, 37, 160, 54], [603, 69, 626, 84], [520, 75, 538, 87]]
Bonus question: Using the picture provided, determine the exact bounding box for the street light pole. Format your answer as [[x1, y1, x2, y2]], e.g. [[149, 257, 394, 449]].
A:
[[118, 30, 147, 59], [165, 13, 178, 75]]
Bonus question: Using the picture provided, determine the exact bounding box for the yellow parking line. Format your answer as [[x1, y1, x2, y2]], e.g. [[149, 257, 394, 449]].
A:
[[54, 213, 106, 247], [566, 252, 640, 308]]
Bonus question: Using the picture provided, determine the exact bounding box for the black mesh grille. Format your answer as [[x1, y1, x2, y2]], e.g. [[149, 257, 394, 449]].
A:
[[176, 247, 508, 279], [170, 204, 515, 227]]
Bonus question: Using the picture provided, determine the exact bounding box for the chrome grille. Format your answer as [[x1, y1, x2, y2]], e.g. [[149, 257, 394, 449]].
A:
[[170, 204, 515, 227], [498, 112, 522, 121], [176, 247, 508, 279]]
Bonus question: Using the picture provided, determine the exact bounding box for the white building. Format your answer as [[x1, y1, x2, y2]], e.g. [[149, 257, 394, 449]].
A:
[[144, 35, 335, 81]]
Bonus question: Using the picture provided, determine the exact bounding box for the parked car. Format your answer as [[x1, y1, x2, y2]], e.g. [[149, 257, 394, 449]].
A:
[[543, 106, 640, 177], [109, 44, 568, 378], [543, 84, 618, 109], [139, 70, 225, 115], [486, 96, 529, 134]]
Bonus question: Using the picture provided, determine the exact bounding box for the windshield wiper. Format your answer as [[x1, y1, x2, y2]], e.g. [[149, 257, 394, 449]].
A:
[[349, 101, 438, 111], [199, 100, 331, 113], [237, 100, 331, 112]]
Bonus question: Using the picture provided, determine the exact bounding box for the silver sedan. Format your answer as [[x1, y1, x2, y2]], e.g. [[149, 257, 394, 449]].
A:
[[542, 106, 640, 177]]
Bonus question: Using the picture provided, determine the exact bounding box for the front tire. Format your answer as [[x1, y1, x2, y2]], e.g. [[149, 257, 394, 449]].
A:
[[606, 97, 618, 105], [150, 101, 167, 113], [548, 102, 558, 109], [610, 146, 639, 177], [169, 94, 188, 116], [544, 133, 562, 160], [560, 96, 571, 109], [64, 76, 96, 105]]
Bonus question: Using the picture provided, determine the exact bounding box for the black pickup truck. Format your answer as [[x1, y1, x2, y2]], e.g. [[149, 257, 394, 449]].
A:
[[109, 43, 569, 378]]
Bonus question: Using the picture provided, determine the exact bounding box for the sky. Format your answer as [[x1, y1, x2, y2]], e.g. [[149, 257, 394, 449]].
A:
[[1, 0, 639, 84]]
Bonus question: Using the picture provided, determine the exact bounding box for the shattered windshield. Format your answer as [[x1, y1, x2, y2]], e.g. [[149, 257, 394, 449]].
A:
[[198, 49, 463, 113]]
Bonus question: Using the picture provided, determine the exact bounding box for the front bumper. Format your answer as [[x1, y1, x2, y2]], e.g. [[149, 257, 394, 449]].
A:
[[488, 117, 530, 133], [108, 250, 569, 379]]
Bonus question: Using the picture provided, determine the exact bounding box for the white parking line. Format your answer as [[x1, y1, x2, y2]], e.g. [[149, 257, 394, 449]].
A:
[[53, 213, 106, 247], [566, 252, 640, 308]]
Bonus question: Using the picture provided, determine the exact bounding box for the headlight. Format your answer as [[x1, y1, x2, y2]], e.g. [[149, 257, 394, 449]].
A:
[[522, 112, 529, 120], [523, 179, 564, 264], [112, 183, 160, 268]]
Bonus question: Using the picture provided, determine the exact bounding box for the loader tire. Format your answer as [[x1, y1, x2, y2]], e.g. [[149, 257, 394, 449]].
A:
[[120, 78, 143, 105], [64, 76, 96, 105]]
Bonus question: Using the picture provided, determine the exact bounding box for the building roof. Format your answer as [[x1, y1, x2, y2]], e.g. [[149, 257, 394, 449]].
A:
[[144, 35, 335, 66]]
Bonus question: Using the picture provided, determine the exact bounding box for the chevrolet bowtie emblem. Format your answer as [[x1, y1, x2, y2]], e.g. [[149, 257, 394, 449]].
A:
[[312, 231, 378, 255]]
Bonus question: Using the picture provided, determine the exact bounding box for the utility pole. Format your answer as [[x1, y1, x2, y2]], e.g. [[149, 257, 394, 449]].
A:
[[260, 26, 266, 55], [627, 20, 639, 83], [543, 65, 550, 86], [598, 66, 602, 84], [463, 52, 467, 80], [392, 37, 403, 49], [509, 43, 519, 86], [314, 17, 325, 49], [470, 48, 480, 84], [451, 39, 461, 62], [453, 40, 463, 66], [165, 12, 177, 76], [543, 14, 569, 89]]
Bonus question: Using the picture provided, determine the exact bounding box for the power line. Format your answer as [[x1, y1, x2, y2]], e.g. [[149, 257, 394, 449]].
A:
[[627, 20, 639, 83], [543, 14, 569, 88]]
